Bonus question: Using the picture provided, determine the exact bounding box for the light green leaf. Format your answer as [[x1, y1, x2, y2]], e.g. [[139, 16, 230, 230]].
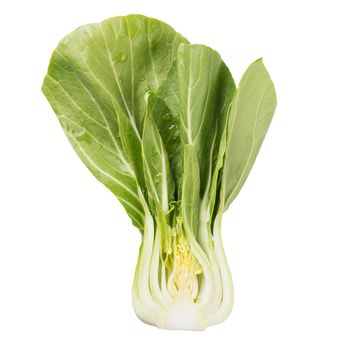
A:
[[114, 102, 146, 196], [141, 113, 175, 215], [58, 114, 144, 229], [157, 61, 180, 117], [208, 126, 228, 218], [224, 59, 277, 209], [181, 145, 201, 237], [175, 44, 235, 196], [145, 92, 182, 193], [42, 15, 187, 228]]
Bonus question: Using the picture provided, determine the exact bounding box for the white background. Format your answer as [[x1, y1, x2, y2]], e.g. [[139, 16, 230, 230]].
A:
[[0, 0, 349, 349]]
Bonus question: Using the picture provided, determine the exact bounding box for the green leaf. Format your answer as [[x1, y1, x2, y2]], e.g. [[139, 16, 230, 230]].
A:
[[181, 145, 201, 237], [164, 44, 235, 196], [157, 46, 236, 216], [141, 112, 175, 215], [208, 126, 228, 218], [42, 15, 187, 228], [223, 59, 277, 209], [145, 92, 182, 193], [58, 114, 145, 229], [157, 61, 180, 117], [114, 102, 146, 196]]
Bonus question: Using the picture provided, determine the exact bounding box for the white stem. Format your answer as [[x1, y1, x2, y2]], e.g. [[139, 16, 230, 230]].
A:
[[207, 214, 234, 326], [132, 196, 234, 330]]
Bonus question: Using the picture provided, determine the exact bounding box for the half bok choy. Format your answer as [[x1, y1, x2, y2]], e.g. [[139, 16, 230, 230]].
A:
[[42, 14, 277, 330]]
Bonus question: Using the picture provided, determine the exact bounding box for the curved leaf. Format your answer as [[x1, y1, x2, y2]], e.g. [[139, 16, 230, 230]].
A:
[[159, 44, 235, 197], [42, 15, 188, 228], [223, 59, 277, 209], [145, 92, 182, 193], [141, 112, 174, 215], [181, 145, 200, 237], [58, 114, 144, 229]]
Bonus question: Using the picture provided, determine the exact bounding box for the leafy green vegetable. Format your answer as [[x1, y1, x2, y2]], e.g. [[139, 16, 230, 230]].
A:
[[224, 58, 277, 209], [42, 14, 277, 330]]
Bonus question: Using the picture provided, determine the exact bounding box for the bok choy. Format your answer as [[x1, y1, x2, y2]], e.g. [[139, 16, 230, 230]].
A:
[[42, 14, 277, 330]]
